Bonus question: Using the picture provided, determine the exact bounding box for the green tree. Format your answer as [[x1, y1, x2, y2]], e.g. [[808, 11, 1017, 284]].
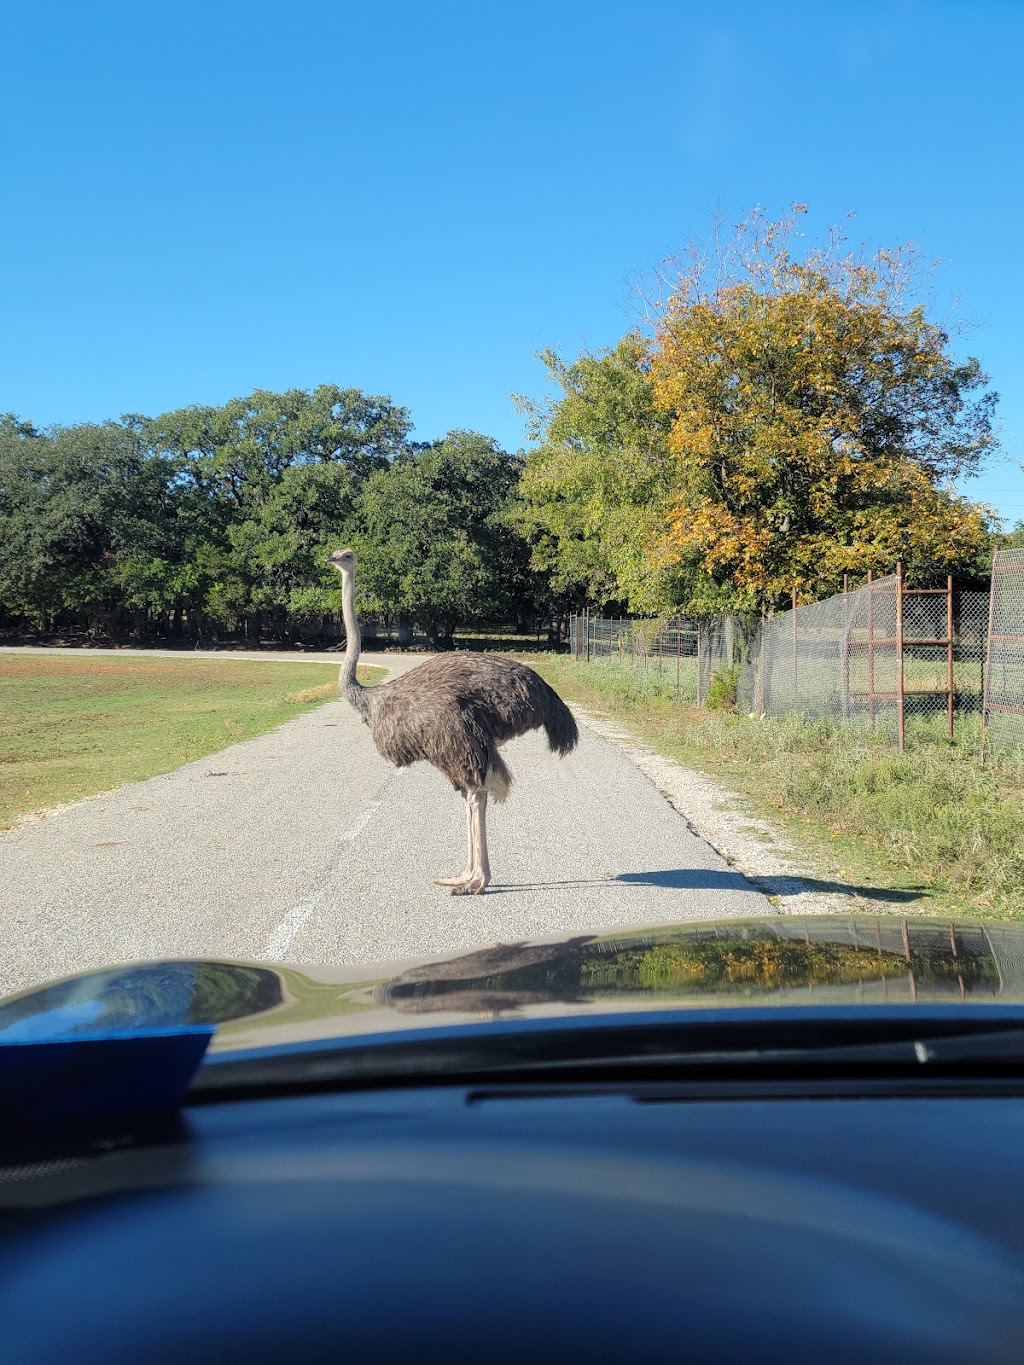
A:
[[0, 416, 223, 637], [143, 385, 412, 637], [356, 431, 527, 647], [515, 335, 680, 613], [199, 462, 366, 636], [0, 419, 162, 632], [145, 384, 411, 508]]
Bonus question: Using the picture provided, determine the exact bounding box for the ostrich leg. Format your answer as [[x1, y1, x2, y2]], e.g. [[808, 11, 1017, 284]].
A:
[[451, 789, 490, 896], [434, 791, 474, 888]]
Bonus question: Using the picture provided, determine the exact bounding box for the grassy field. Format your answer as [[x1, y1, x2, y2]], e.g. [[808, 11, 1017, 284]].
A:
[[0, 652, 383, 831], [527, 655, 1024, 921]]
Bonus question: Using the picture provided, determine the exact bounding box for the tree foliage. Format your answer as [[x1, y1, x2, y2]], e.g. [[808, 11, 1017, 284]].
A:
[[139, 386, 413, 634], [649, 206, 999, 611], [0, 417, 190, 631], [515, 336, 680, 613], [0, 393, 551, 643], [356, 431, 531, 647]]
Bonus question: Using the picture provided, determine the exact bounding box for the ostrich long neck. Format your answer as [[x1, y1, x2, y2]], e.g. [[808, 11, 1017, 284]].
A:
[[338, 567, 364, 704]]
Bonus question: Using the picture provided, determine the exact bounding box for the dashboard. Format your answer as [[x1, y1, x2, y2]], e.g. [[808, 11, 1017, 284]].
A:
[[3, 1078, 1024, 1363]]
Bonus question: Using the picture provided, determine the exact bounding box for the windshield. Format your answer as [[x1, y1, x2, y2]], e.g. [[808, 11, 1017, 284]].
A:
[[1, 4, 1022, 1033]]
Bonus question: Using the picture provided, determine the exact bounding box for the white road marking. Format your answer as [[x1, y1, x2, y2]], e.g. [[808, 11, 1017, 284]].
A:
[[340, 801, 382, 843], [260, 799, 382, 960], [262, 899, 322, 961]]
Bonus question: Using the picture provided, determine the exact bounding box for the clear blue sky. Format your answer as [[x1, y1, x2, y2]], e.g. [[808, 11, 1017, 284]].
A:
[[2, 0, 1022, 523]]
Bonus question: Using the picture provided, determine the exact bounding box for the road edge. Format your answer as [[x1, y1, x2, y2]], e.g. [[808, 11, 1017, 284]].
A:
[[571, 703, 908, 917]]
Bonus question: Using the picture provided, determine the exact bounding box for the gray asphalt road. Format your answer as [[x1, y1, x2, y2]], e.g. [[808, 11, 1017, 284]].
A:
[[0, 650, 772, 998]]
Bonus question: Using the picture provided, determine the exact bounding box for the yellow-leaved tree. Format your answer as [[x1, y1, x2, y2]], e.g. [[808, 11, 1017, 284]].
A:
[[649, 206, 998, 612]]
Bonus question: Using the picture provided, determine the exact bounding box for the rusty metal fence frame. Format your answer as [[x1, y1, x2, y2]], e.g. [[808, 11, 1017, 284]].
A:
[[831, 566, 956, 750]]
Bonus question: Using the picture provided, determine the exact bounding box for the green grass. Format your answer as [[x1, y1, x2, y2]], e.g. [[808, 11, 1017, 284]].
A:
[[526, 655, 1024, 921], [583, 650, 700, 700], [0, 652, 384, 830]]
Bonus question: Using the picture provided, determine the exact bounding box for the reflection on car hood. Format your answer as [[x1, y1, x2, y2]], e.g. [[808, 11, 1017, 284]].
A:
[[0, 916, 1020, 1053]]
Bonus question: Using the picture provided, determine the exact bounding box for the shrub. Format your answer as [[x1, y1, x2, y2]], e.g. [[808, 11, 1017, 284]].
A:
[[706, 665, 739, 711]]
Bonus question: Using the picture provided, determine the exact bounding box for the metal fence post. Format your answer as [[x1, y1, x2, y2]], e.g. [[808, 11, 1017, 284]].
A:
[[842, 573, 850, 722], [946, 574, 954, 741], [867, 570, 876, 732], [791, 587, 798, 708], [896, 561, 906, 752]]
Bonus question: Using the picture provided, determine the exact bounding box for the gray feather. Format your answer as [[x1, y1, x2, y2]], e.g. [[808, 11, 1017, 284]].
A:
[[360, 653, 577, 800]]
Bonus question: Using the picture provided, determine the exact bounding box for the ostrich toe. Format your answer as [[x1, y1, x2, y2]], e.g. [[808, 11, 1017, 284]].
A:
[[451, 874, 488, 896], [434, 871, 474, 887]]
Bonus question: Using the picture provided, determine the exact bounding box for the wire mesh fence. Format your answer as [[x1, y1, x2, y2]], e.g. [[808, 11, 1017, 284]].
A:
[[746, 573, 990, 743], [698, 616, 757, 707], [743, 576, 896, 725], [566, 613, 761, 705], [568, 563, 1023, 760], [982, 547, 1024, 764], [568, 613, 702, 699]]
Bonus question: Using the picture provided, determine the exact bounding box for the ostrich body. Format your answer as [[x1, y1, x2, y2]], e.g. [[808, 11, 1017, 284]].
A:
[[329, 548, 578, 895]]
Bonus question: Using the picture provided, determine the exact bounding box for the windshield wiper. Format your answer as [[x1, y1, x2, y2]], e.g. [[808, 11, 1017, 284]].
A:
[[527, 1028, 1024, 1075], [190, 1016, 1024, 1101]]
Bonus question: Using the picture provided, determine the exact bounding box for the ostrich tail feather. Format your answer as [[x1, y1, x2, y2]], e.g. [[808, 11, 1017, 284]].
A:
[[485, 751, 512, 803], [542, 687, 579, 757]]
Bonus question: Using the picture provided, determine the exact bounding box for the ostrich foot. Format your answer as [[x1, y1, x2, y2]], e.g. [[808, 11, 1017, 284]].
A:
[[450, 874, 488, 897], [434, 871, 473, 887]]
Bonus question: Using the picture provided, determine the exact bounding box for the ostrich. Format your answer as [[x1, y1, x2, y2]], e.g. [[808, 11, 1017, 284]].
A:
[[328, 547, 578, 895]]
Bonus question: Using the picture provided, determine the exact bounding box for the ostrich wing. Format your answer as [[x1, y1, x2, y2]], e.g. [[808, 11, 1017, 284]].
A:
[[366, 653, 576, 791]]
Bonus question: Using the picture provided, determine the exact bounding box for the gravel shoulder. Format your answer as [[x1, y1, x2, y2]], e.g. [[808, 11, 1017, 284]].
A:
[[575, 706, 895, 916]]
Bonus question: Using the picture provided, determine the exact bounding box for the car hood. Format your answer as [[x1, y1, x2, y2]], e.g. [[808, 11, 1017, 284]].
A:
[[0, 915, 1020, 1053]]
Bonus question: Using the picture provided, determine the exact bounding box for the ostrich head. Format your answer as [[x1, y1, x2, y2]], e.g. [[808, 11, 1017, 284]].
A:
[[328, 547, 355, 574]]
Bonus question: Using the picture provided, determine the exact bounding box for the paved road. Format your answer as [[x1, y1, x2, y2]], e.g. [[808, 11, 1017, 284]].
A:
[[0, 650, 772, 998]]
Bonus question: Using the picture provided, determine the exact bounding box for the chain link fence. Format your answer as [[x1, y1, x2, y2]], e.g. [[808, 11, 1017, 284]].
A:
[[568, 565, 1024, 760], [568, 613, 701, 699], [982, 547, 1024, 763], [745, 575, 990, 742], [566, 613, 759, 705]]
